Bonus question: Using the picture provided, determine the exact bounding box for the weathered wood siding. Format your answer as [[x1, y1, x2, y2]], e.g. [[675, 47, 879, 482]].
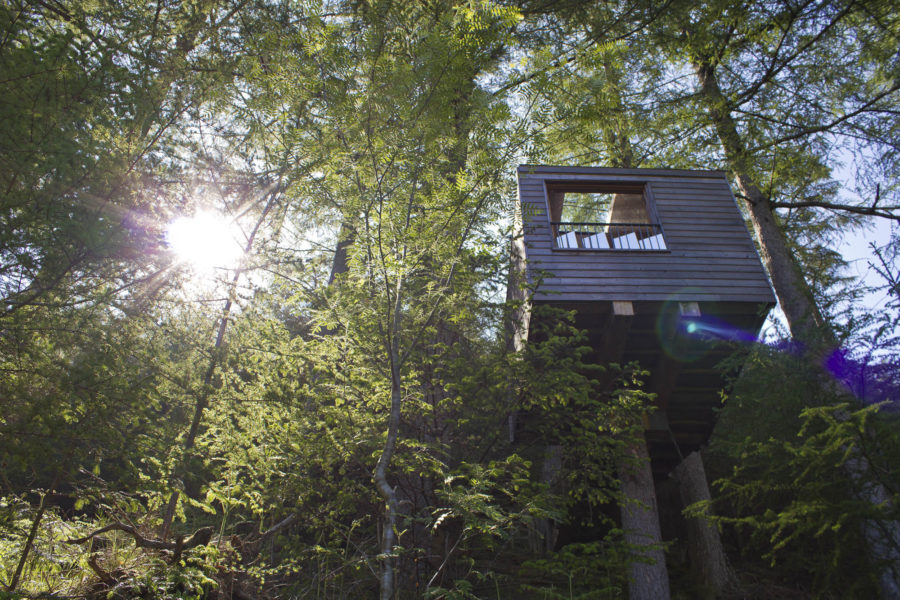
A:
[[518, 165, 776, 304]]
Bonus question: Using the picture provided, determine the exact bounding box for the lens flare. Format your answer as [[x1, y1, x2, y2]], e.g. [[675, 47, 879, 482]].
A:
[[166, 212, 244, 273], [656, 290, 761, 361], [680, 317, 758, 343]]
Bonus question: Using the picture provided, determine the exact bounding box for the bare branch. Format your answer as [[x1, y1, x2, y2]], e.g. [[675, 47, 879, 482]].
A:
[[750, 81, 900, 153], [769, 199, 900, 221], [67, 522, 213, 552]]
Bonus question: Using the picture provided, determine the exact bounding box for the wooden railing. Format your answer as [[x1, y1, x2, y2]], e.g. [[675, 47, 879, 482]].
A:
[[551, 222, 667, 250]]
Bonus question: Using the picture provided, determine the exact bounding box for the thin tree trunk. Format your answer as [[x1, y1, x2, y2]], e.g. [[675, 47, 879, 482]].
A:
[[6, 470, 62, 592], [674, 451, 731, 598], [539, 445, 563, 553], [161, 194, 277, 540], [369, 60, 482, 598], [505, 199, 530, 442], [618, 435, 670, 600], [374, 335, 403, 600], [160, 288, 233, 540], [695, 59, 900, 599]]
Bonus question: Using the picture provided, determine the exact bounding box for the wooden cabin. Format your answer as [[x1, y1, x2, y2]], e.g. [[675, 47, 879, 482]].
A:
[[513, 165, 776, 476]]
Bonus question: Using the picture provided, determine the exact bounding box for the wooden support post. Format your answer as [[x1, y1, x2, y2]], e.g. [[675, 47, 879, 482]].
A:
[[598, 300, 634, 364], [619, 433, 671, 600], [674, 451, 731, 598]]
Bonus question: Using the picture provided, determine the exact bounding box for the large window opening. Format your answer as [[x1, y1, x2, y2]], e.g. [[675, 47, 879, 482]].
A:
[[547, 182, 666, 251]]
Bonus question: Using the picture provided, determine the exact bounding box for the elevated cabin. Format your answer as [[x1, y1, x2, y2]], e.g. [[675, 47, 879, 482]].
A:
[[514, 165, 776, 476]]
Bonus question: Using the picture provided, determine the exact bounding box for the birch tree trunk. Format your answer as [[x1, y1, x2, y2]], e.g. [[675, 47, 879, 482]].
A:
[[374, 369, 403, 600]]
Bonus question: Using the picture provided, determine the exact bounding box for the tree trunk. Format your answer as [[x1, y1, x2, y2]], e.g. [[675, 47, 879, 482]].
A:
[[695, 59, 900, 599], [327, 222, 354, 286], [374, 378, 402, 600], [694, 61, 825, 340], [538, 445, 563, 553], [602, 56, 635, 170], [161, 195, 277, 540], [675, 451, 731, 598], [619, 435, 670, 600], [600, 62, 670, 600], [6, 468, 63, 593]]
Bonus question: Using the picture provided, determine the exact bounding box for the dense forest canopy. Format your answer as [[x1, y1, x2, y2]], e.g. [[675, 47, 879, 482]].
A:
[[1, 0, 899, 598]]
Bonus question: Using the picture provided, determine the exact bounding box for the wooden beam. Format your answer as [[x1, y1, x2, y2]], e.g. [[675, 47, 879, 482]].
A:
[[597, 300, 634, 363], [679, 301, 701, 318]]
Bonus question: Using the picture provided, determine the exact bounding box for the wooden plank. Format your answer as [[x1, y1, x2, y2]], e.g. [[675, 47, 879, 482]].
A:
[[537, 273, 770, 284], [658, 216, 746, 225], [651, 182, 734, 190], [526, 240, 757, 250], [534, 293, 774, 305], [534, 284, 775, 295], [651, 188, 735, 196], [528, 251, 766, 261], [523, 249, 766, 261], [661, 224, 748, 231], [532, 278, 770, 289], [527, 269, 770, 282], [534, 294, 772, 304], [590, 256, 763, 267], [524, 261, 769, 275], [532, 270, 768, 282], [535, 279, 771, 300], [662, 231, 757, 239], [525, 223, 752, 236], [532, 291, 774, 303], [519, 164, 728, 179], [527, 260, 767, 271], [524, 248, 765, 258]]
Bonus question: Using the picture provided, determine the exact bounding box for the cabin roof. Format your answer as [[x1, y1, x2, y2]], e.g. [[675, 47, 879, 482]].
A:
[[518, 164, 729, 179]]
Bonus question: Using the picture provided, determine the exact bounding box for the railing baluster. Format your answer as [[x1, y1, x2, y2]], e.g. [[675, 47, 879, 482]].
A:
[[551, 222, 665, 250]]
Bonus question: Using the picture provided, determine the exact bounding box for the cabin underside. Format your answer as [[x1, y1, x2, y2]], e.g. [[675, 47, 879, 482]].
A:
[[519, 299, 771, 479]]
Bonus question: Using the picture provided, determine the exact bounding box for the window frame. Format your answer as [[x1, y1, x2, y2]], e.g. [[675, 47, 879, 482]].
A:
[[542, 180, 668, 252]]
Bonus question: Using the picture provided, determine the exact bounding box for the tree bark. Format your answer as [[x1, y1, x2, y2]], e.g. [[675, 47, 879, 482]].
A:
[[695, 59, 900, 599], [619, 435, 671, 600], [674, 451, 731, 598], [694, 61, 825, 341], [374, 377, 402, 600], [600, 61, 670, 600], [505, 207, 530, 442], [539, 445, 563, 553], [7, 474, 60, 592], [327, 222, 354, 286]]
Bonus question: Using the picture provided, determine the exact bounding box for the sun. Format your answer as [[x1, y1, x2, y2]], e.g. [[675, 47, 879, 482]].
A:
[[166, 211, 244, 273]]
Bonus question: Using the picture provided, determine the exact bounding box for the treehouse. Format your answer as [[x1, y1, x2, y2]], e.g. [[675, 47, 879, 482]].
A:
[[513, 165, 776, 476]]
